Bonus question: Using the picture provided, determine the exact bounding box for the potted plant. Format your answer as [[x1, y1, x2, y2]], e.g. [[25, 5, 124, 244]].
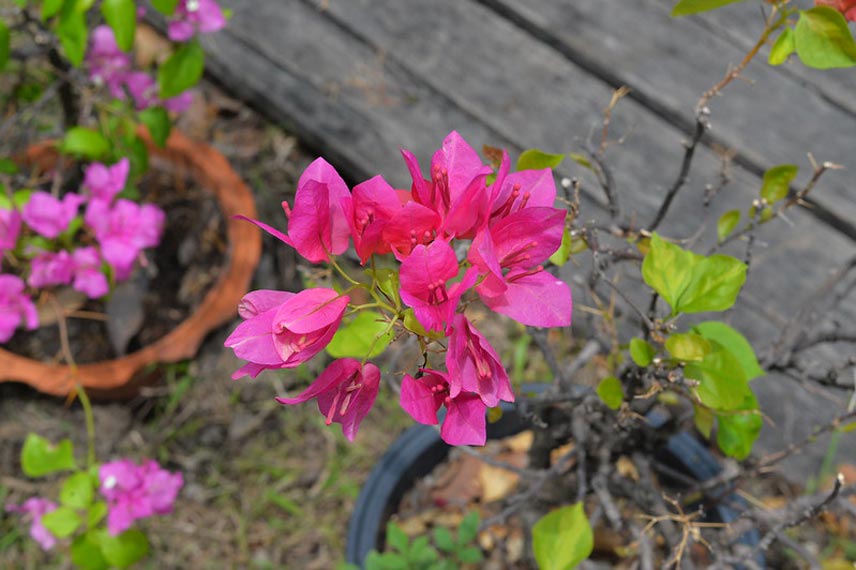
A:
[[0, 0, 260, 397]]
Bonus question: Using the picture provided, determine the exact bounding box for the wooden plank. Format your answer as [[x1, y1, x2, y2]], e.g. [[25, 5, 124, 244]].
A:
[[199, 0, 856, 470], [474, 0, 856, 234]]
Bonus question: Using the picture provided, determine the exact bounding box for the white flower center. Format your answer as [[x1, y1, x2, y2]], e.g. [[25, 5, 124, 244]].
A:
[[187, 0, 201, 12], [104, 475, 117, 489]]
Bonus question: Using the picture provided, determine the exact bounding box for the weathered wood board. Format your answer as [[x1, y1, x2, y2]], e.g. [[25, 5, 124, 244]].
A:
[[201, 0, 856, 475]]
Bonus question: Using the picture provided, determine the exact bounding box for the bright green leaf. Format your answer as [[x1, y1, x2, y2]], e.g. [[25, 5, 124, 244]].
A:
[[71, 532, 109, 570], [691, 321, 764, 381], [102, 0, 137, 52], [675, 254, 747, 314], [716, 392, 762, 460], [57, 8, 88, 67], [458, 511, 479, 544], [371, 268, 401, 308], [150, 0, 178, 15], [326, 311, 394, 359], [685, 342, 752, 411], [99, 529, 150, 568], [568, 152, 593, 171], [549, 221, 572, 266], [41, 506, 82, 538], [760, 164, 798, 204], [403, 308, 443, 340], [385, 521, 409, 555], [88, 501, 108, 528], [516, 149, 565, 172], [42, 0, 63, 19], [795, 7, 856, 69], [596, 376, 624, 410], [629, 338, 656, 367], [769, 27, 796, 65], [157, 40, 204, 99], [61, 127, 110, 159], [693, 404, 715, 439], [717, 209, 740, 243], [641, 233, 698, 313], [433, 526, 455, 552], [666, 332, 712, 362], [457, 546, 483, 564], [13, 189, 32, 209], [671, 0, 744, 17], [138, 107, 171, 148], [533, 503, 593, 570], [0, 20, 10, 71], [60, 471, 94, 509], [21, 434, 76, 477], [0, 157, 19, 174]]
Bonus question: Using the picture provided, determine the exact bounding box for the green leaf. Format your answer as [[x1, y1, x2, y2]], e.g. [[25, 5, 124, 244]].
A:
[[549, 221, 572, 266], [21, 434, 76, 477], [385, 521, 409, 555], [88, 501, 108, 528], [769, 27, 796, 66], [433, 526, 455, 552], [596, 376, 624, 411], [795, 7, 856, 69], [716, 392, 762, 460], [102, 0, 137, 52], [150, 0, 178, 15], [516, 149, 564, 171], [0, 157, 19, 174], [717, 209, 740, 243], [57, 8, 88, 67], [533, 503, 593, 570], [671, 0, 744, 17], [157, 40, 204, 99], [13, 189, 32, 209], [457, 546, 483, 564], [71, 532, 109, 570], [42, 0, 63, 19], [641, 233, 697, 313], [403, 308, 443, 340], [685, 341, 752, 410], [665, 333, 712, 362], [676, 254, 747, 314], [691, 321, 764, 381], [326, 311, 394, 359], [372, 268, 401, 307], [629, 338, 656, 367], [458, 511, 479, 544], [61, 127, 110, 159], [41, 506, 82, 538], [60, 471, 94, 509], [0, 20, 10, 71], [760, 164, 798, 204], [568, 153, 593, 171], [693, 404, 715, 439], [98, 529, 150, 568]]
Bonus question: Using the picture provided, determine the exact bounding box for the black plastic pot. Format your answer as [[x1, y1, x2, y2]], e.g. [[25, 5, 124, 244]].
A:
[[346, 386, 763, 568]]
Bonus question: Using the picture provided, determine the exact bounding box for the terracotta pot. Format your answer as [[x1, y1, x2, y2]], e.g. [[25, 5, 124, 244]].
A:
[[0, 130, 261, 397]]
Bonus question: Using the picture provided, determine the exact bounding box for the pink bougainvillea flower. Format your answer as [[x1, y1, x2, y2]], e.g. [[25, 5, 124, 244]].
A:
[[123, 71, 159, 110], [489, 167, 557, 223], [399, 240, 477, 332], [816, 0, 856, 21], [347, 175, 402, 263], [163, 90, 195, 113], [276, 358, 380, 441], [168, 0, 227, 42], [71, 247, 109, 298], [225, 288, 349, 379], [21, 192, 84, 239], [0, 275, 38, 343], [99, 459, 183, 536], [83, 158, 130, 204], [0, 206, 22, 254], [446, 314, 514, 408], [238, 158, 352, 264], [28, 250, 75, 289], [382, 201, 441, 260], [400, 369, 488, 446], [86, 199, 165, 280], [469, 207, 572, 327], [86, 26, 132, 97], [5, 498, 58, 551]]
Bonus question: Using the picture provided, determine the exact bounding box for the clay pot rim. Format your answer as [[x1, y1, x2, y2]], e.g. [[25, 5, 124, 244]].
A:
[[0, 129, 261, 397]]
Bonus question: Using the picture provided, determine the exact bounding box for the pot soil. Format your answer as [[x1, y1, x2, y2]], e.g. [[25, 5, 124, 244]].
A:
[[346, 395, 762, 569], [0, 130, 261, 398]]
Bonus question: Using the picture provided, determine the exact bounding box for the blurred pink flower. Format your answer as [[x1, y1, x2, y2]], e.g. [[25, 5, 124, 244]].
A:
[[0, 275, 38, 342], [99, 459, 183, 536], [86, 26, 132, 98], [28, 250, 75, 289], [86, 199, 165, 280], [168, 0, 227, 41], [72, 247, 108, 298], [0, 207, 21, 254], [83, 158, 130, 203], [5, 497, 58, 550], [21, 192, 84, 239]]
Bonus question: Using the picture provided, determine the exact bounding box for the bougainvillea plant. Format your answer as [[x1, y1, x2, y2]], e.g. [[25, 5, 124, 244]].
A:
[[0, 0, 226, 344]]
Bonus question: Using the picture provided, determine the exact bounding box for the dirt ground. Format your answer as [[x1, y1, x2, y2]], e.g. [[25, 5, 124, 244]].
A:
[[0, 81, 415, 570]]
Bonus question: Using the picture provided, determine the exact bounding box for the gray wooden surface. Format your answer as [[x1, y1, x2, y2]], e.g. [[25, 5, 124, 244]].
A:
[[202, 0, 856, 478]]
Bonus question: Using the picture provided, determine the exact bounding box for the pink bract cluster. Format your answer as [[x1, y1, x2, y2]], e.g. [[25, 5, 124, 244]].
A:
[[87, 26, 193, 113], [99, 459, 183, 536], [0, 158, 165, 343], [4, 497, 58, 551], [167, 0, 227, 42], [225, 132, 572, 446]]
